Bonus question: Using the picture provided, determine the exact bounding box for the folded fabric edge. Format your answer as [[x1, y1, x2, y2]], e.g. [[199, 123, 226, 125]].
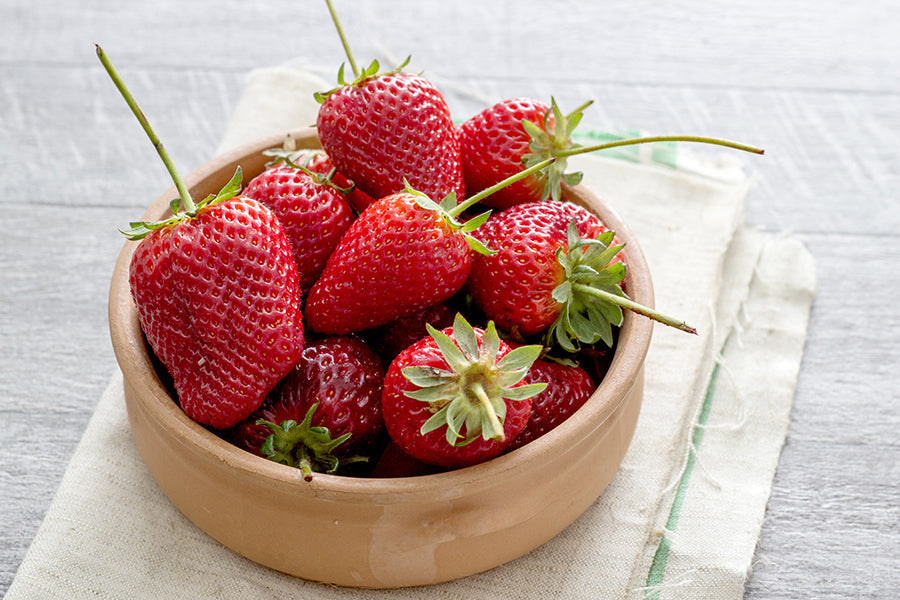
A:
[[214, 66, 329, 156], [634, 234, 816, 600]]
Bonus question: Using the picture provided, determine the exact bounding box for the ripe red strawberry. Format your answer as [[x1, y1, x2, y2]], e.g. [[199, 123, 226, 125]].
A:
[[127, 172, 306, 429], [264, 144, 376, 214], [467, 200, 624, 350], [316, 60, 465, 202], [506, 357, 596, 451], [243, 163, 355, 289], [226, 335, 385, 479], [368, 440, 442, 478], [97, 45, 307, 430], [372, 301, 457, 364], [381, 314, 546, 469], [459, 97, 589, 209], [304, 185, 490, 335], [469, 200, 697, 352]]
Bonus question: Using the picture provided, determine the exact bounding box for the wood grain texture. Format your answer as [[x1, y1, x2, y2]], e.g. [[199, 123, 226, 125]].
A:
[[1, 0, 897, 597]]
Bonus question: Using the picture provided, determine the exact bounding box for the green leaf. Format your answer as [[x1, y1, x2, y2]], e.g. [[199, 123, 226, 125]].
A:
[[413, 194, 443, 213], [594, 297, 625, 328], [401, 365, 454, 388], [464, 233, 496, 256], [420, 406, 451, 436], [439, 192, 458, 212], [566, 111, 584, 138], [460, 210, 491, 232], [570, 264, 600, 279], [481, 321, 502, 364], [568, 307, 599, 343], [452, 313, 480, 361], [552, 313, 578, 353], [521, 118, 547, 143], [477, 411, 498, 441], [497, 344, 543, 372], [551, 280, 573, 304], [501, 382, 548, 401], [216, 166, 243, 202], [566, 219, 580, 249], [403, 385, 457, 404], [563, 171, 583, 186], [426, 323, 469, 372], [446, 400, 468, 439], [586, 304, 615, 347]]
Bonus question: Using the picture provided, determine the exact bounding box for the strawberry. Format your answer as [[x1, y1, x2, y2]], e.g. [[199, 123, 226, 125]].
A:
[[263, 143, 376, 214], [467, 200, 694, 352], [304, 183, 491, 335], [459, 98, 590, 209], [459, 97, 767, 210], [226, 335, 385, 479], [368, 440, 442, 478], [467, 200, 620, 348], [98, 45, 306, 430], [303, 152, 556, 336], [316, 59, 465, 202], [505, 356, 596, 452], [126, 176, 306, 429], [372, 301, 457, 364], [381, 314, 546, 469], [242, 162, 355, 289]]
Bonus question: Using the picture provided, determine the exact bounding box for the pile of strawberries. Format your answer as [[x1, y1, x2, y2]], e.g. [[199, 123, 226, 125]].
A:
[[102, 4, 759, 479]]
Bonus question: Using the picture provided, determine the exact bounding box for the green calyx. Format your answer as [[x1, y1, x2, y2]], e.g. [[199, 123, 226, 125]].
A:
[[405, 155, 559, 255], [119, 167, 244, 240], [263, 138, 355, 195], [256, 402, 366, 482], [313, 56, 412, 104], [401, 313, 547, 447], [261, 133, 316, 168], [318, 0, 414, 102], [96, 44, 244, 241], [405, 181, 495, 256], [548, 221, 697, 352], [521, 97, 593, 202]]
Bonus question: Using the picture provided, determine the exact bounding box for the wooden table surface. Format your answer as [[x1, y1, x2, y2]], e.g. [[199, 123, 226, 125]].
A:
[[2, 1, 897, 597]]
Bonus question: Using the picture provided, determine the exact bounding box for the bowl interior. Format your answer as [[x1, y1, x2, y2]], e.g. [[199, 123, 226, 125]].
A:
[[108, 127, 655, 586]]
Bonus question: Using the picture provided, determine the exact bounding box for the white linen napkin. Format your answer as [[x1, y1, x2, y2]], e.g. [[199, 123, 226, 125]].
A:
[[5, 66, 816, 600]]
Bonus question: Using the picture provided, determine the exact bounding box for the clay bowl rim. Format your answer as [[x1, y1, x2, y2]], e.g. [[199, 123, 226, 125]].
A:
[[108, 127, 655, 503]]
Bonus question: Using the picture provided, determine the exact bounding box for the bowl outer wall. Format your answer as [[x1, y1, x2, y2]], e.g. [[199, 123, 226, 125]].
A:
[[108, 128, 654, 588]]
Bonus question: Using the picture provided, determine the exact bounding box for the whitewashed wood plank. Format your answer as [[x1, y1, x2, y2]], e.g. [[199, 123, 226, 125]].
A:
[[3, 0, 898, 93]]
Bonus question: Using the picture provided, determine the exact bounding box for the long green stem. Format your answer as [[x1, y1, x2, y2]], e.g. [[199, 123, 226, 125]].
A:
[[572, 283, 698, 335], [557, 135, 764, 158], [324, 0, 359, 78], [95, 44, 196, 214], [447, 158, 556, 218]]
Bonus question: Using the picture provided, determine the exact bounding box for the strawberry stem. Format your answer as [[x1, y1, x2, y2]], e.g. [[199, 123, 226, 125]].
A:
[[556, 135, 764, 159], [571, 283, 698, 335], [95, 44, 196, 215], [324, 0, 360, 78], [472, 382, 505, 442], [448, 157, 556, 218], [297, 448, 315, 482]]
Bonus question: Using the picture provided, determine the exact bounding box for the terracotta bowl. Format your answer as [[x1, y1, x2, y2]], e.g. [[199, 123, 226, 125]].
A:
[[108, 128, 654, 589]]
